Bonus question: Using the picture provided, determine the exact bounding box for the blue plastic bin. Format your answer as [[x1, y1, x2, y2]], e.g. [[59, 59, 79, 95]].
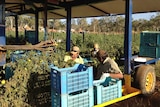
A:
[[51, 87, 94, 107], [94, 78, 122, 105], [50, 64, 93, 94], [0, 36, 6, 45], [10, 51, 26, 62], [0, 36, 6, 66]]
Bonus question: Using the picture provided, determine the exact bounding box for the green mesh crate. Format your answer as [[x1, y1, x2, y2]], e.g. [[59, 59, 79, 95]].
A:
[[25, 30, 36, 44], [139, 31, 160, 58]]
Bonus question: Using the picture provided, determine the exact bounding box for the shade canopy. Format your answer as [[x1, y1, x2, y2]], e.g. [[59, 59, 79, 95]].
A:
[[3, 0, 160, 19]]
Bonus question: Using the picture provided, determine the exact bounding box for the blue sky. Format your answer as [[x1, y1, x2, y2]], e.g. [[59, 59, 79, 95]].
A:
[[85, 12, 157, 24], [132, 12, 156, 20], [60, 12, 157, 23]]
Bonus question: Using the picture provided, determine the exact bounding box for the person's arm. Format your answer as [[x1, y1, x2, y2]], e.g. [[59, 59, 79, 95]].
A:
[[109, 73, 123, 79], [101, 72, 123, 79], [108, 59, 123, 79]]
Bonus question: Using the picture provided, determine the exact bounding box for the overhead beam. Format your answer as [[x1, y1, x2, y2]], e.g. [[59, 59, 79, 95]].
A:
[[6, 4, 61, 16], [88, 4, 110, 15], [29, 0, 59, 4], [29, 0, 45, 3], [49, 11, 66, 18], [5, 4, 23, 10], [59, 0, 114, 7], [17, 8, 35, 15], [23, 0, 38, 10], [4, 2, 24, 5], [37, 6, 58, 11]]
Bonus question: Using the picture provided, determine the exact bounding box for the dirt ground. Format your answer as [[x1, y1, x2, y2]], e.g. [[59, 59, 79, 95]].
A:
[[110, 77, 160, 107]]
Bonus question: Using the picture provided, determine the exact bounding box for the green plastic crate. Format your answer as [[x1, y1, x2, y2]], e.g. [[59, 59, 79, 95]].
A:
[[139, 31, 160, 58], [5, 66, 14, 80], [25, 30, 36, 44]]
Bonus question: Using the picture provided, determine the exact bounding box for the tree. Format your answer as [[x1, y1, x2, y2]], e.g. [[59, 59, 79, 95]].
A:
[[115, 16, 125, 33], [5, 16, 14, 30], [77, 18, 88, 31], [90, 18, 99, 33], [132, 20, 140, 32], [150, 15, 160, 31], [98, 18, 107, 32], [71, 19, 77, 30]]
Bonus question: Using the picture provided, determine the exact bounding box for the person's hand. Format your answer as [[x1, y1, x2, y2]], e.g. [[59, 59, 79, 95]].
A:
[[100, 73, 110, 80]]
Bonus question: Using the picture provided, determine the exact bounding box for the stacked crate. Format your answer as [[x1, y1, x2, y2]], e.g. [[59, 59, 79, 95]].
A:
[[139, 31, 160, 58], [51, 64, 94, 107], [94, 78, 122, 105]]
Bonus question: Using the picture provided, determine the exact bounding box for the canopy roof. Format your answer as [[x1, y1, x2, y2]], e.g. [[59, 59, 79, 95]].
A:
[[3, 0, 160, 19]]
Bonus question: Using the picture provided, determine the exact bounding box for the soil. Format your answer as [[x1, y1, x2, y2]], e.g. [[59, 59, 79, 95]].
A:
[[110, 77, 160, 107]]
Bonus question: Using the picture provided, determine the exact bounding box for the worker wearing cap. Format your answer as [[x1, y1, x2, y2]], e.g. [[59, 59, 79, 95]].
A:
[[94, 50, 123, 80], [91, 43, 100, 57], [64, 46, 84, 64]]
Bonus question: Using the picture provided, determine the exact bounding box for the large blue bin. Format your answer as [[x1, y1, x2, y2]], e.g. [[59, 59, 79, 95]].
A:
[[51, 88, 94, 107], [93, 78, 122, 105], [51, 64, 94, 107], [0, 36, 6, 45], [0, 36, 6, 66], [0, 26, 5, 36], [51, 64, 93, 94]]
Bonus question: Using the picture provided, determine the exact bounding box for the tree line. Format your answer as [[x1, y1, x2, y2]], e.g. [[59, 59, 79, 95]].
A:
[[5, 12, 160, 33]]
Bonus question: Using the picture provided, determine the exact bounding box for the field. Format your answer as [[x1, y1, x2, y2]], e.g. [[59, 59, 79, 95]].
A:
[[1, 31, 160, 107]]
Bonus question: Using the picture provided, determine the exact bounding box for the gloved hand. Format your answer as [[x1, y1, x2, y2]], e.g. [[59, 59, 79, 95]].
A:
[[100, 73, 110, 80]]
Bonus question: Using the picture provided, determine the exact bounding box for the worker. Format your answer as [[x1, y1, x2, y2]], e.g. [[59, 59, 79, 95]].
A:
[[91, 43, 100, 57], [94, 50, 123, 80], [64, 46, 84, 64]]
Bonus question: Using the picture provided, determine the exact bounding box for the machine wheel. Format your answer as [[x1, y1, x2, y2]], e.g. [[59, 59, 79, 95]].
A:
[[135, 65, 156, 95]]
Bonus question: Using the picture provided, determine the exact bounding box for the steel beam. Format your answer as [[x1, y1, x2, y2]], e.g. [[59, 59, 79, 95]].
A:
[[66, 6, 71, 52], [15, 15, 19, 43], [35, 10, 39, 44], [124, 0, 132, 74]]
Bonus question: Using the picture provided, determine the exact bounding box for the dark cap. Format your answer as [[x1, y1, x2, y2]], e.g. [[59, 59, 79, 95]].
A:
[[97, 50, 108, 58]]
